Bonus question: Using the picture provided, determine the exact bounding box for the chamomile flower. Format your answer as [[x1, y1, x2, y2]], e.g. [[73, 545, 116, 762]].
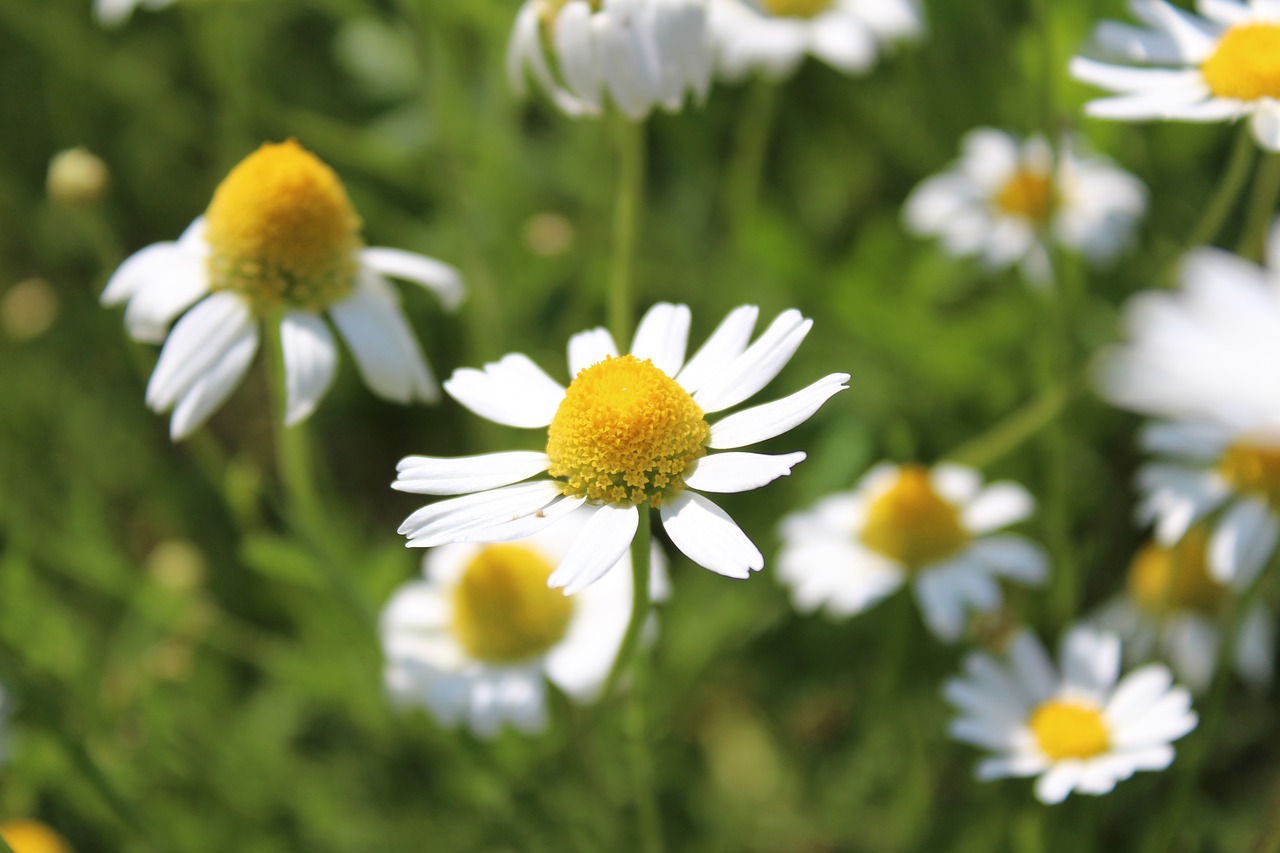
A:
[[776, 463, 1048, 642], [394, 302, 848, 593], [95, 0, 174, 27], [1071, 0, 1280, 151], [381, 515, 668, 736], [903, 128, 1147, 286], [944, 626, 1198, 804], [101, 140, 464, 440], [708, 0, 921, 81], [507, 0, 712, 120]]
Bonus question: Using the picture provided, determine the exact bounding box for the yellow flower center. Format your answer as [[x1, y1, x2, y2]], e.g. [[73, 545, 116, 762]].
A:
[[1127, 525, 1226, 616], [204, 139, 363, 315], [762, 0, 833, 19], [1201, 23, 1280, 101], [451, 544, 575, 663], [1219, 440, 1280, 509], [859, 466, 971, 567], [1029, 700, 1111, 761], [547, 355, 709, 506], [995, 170, 1054, 223], [0, 821, 73, 853]]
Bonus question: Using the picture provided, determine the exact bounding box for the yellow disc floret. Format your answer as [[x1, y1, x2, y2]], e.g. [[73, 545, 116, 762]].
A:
[[995, 170, 1053, 223], [0, 820, 74, 853], [1201, 23, 1280, 101], [1029, 700, 1110, 761], [451, 544, 575, 663], [1219, 440, 1280, 510], [763, 0, 833, 19], [860, 466, 970, 567], [204, 139, 363, 315], [1127, 525, 1226, 617], [547, 355, 709, 506]]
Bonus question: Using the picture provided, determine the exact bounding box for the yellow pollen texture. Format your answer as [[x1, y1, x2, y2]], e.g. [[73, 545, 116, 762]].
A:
[[995, 170, 1053, 222], [451, 545, 575, 664], [0, 820, 73, 853], [763, 0, 833, 18], [1029, 700, 1110, 761], [204, 139, 362, 314], [1127, 526, 1226, 616], [547, 355, 709, 506], [860, 466, 970, 567], [1201, 23, 1280, 101], [1219, 440, 1280, 510]]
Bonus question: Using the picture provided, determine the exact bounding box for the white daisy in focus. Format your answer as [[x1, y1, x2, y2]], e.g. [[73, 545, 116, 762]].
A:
[[101, 139, 464, 441], [1070, 0, 1280, 152], [507, 0, 713, 120], [776, 463, 1048, 642], [96, 0, 175, 27], [708, 0, 921, 81], [903, 128, 1147, 286], [944, 625, 1198, 804], [394, 302, 849, 593], [381, 516, 668, 736]]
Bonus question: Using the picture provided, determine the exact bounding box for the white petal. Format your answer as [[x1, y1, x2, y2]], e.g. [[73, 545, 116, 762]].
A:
[[167, 325, 259, 440], [146, 292, 255, 411], [1250, 100, 1280, 152], [964, 535, 1049, 585], [443, 354, 565, 428], [675, 304, 759, 394], [548, 503, 640, 594], [1034, 762, 1083, 804], [683, 451, 806, 493], [808, 13, 876, 73], [1059, 625, 1122, 695], [660, 491, 763, 578], [1233, 603, 1274, 685], [280, 312, 338, 426], [1009, 630, 1057, 705], [1104, 664, 1174, 726], [329, 279, 439, 404], [102, 241, 189, 306], [1092, 21, 1183, 63], [630, 302, 691, 376], [1069, 57, 1204, 94], [554, 0, 604, 108], [398, 481, 564, 546], [568, 327, 619, 376], [361, 247, 465, 311], [1129, 0, 1219, 61], [393, 451, 552, 495], [693, 309, 812, 413], [1197, 0, 1251, 26], [1208, 498, 1279, 584], [962, 483, 1035, 533], [119, 254, 210, 344], [451, 494, 589, 544], [708, 373, 849, 449], [976, 753, 1048, 781]]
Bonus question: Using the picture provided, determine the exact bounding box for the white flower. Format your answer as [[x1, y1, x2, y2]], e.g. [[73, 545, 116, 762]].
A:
[[944, 626, 1198, 804], [776, 462, 1048, 642], [381, 514, 668, 737], [507, 0, 713, 120], [101, 140, 464, 441], [1070, 0, 1280, 151], [903, 128, 1147, 285], [96, 0, 175, 27], [394, 302, 848, 593], [707, 0, 921, 81]]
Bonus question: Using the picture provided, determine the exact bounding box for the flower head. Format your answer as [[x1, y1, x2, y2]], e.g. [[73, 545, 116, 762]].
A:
[[394, 302, 848, 593], [944, 626, 1198, 804]]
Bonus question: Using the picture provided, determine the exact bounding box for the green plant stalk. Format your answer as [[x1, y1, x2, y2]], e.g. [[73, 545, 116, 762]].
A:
[[604, 509, 653, 698], [1238, 152, 1280, 262], [723, 79, 779, 244], [1185, 125, 1257, 255], [1044, 248, 1082, 627], [610, 118, 646, 346], [943, 378, 1079, 470]]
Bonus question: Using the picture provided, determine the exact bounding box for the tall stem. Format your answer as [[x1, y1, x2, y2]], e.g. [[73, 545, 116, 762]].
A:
[[604, 509, 653, 697], [1238, 152, 1280, 262], [1184, 125, 1256, 254], [723, 79, 779, 245], [610, 118, 646, 346]]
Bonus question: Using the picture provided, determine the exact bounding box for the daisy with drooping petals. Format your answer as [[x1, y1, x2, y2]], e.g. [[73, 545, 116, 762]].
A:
[[95, 0, 174, 27], [944, 626, 1198, 804], [394, 302, 848, 593], [776, 462, 1048, 642], [707, 0, 921, 81], [101, 140, 464, 440], [1071, 0, 1280, 151], [903, 128, 1147, 285]]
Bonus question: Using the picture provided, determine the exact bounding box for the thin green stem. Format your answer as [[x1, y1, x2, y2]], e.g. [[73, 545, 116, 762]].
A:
[[604, 509, 653, 698], [1186, 125, 1257, 252], [723, 79, 779, 244], [1238, 152, 1280, 262], [944, 377, 1080, 470], [609, 118, 646, 346]]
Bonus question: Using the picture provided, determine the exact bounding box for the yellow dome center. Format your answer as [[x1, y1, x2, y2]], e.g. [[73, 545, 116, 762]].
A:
[[860, 466, 970, 567], [762, 0, 833, 19], [1029, 700, 1110, 761], [1127, 525, 1226, 616], [547, 355, 709, 507], [995, 170, 1053, 222], [1201, 23, 1280, 101], [451, 544, 575, 663], [1219, 440, 1280, 509], [204, 139, 363, 315], [0, 821, 73, 853]]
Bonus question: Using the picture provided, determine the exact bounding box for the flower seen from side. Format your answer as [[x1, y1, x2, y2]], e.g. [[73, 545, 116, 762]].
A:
[[101, 139, 464, 440], [776, 462, 1048, 641], [944, 626, 1198, 804], [394, 302, 849, 593]]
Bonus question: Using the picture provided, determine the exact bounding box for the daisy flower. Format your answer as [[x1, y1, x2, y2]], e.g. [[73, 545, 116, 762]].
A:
[[381, 515, 668, 736], [507, 0, 713, 120], [944, 626, 1198, 804], [903, 128, 1147, 285], [776, 462, 1048, 642], [0, 821, 73, 853], [394, 302, 848, 593], [1070, 0, 1280, 151], [101, 140, 464, 440], [708, 0, 921, 81], [95, 0, 174, 27]]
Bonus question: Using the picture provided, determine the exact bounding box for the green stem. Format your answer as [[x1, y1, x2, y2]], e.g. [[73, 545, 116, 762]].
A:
[[1186, 125, 1257, 252], [723, 79, 779, 245], [604, 509, 653, 698], [609, 118, 646, 346], [944, 377, 1080, 470], [1238, 152, 1280, 262], [1041, 248, 1079, 628]]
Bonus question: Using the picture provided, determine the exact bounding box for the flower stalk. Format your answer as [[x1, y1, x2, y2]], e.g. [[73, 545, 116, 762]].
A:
[[609, 118, 646, 346]]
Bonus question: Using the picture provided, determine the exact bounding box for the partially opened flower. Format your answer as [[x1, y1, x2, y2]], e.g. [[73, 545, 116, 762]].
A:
[[944, 626, 1198, 804], [1071, 0, 1280, 151], [95, 0, 174, 27], [708, 0, 921, 81], [394, 302, 848, 593], [776, 462, 1047, 641], [903, 128, 1146, 285], [101, 140, 464, 440]]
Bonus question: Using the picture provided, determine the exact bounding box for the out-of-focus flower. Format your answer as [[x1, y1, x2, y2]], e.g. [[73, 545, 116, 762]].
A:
[[95, 0, 175, 27], [507, 0, 713, 120], [522, 212, 576, 257], [903, 128, 1146, 285], [394, 302, 848, 593], [0, 820, 73, 853], [777, 462, 1047, 642], [944, 626, 1198, 804], [708, 0, 921, 81], [46, 148, 109, 207], [381, 515, 668, 736], [2, 279, 58, 341], [1071, 0, 1280, 151], [101, 140, 464, 440]]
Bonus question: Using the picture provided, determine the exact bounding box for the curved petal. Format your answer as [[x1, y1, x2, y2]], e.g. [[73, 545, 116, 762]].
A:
[[167, 324, 259, 441], [693, 309, 812, 413], [683, 451, 806, 493], [443, 354, 566, 428], [659, 491, 763, 578], [145, 292, 255, 411], [361, 247, 465, 311], [548, 503, 640, 594], [119, 252, 210, 343], [280, 311, 338, 426], [329, 277, 438, 404], [630, 302, 691, 376], [1208, 497, 1279, 584], [708, 372, 849, 449], [676, 306, 759, 395], [568, 327, 620, 376], [962, 482, 1035, 533], [394, 451, 553, 495], [398, 481, 564, 547]]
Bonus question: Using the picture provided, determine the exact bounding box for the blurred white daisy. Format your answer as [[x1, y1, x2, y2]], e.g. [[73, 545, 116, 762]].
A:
[[707, 0, 921, 81], [395, 302, 848, 593], [101, 140, 464, 440], [944, 626, 1198, 804], [903, 128, 1147, 286], [381, 515, 668, 736], [1071, 0, 1280, 151], [507, 0, 713, 120], [776, 463, 1048, 642], [96, 0, 175, 27]]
